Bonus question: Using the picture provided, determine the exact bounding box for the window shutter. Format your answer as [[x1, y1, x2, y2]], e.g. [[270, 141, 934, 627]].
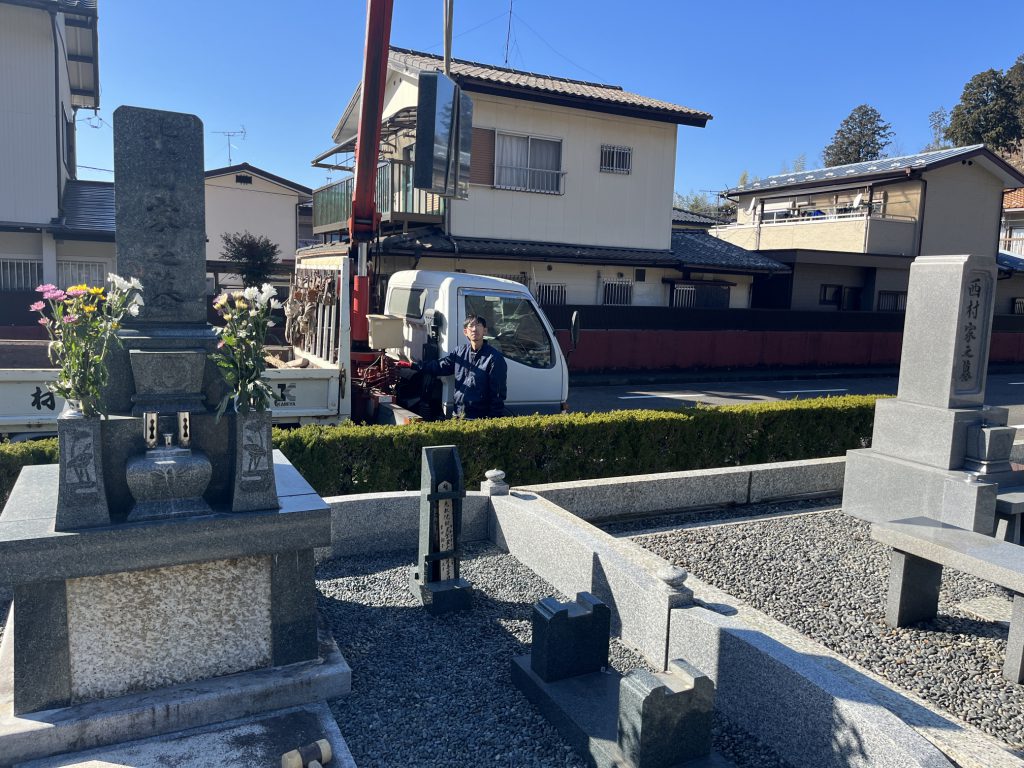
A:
[[470, 128, 495, 185]]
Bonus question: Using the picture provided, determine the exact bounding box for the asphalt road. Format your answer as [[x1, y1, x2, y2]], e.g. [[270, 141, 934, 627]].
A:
[[568, 372, 1024, 421]]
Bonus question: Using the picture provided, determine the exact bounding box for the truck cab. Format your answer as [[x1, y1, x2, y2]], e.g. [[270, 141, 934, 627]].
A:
[[375, 270, 569, 416]]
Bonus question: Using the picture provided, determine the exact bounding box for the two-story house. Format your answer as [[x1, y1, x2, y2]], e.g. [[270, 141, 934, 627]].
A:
[[309, 47, 786, 312], [203, 162, 313, 291], [712, 145, 1024, 314], [0, 0, 111, 332]]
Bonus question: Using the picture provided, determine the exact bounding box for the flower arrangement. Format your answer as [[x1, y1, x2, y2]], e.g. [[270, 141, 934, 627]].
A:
[[31, 274, 145, 417], [210, 283, 281, 417]]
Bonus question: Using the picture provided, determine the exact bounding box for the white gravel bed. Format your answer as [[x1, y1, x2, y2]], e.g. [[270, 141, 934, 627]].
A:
[[317, 542, 795, 768], [632, 509, 1024, 754]]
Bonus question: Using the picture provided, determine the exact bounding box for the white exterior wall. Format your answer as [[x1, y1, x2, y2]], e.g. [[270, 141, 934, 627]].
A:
[[55, 13, 73, 193], [0, 4, 59, 224], [450, 93, 676, 251], [205, 174, 301, 263], [920, 163, 1003, 257]]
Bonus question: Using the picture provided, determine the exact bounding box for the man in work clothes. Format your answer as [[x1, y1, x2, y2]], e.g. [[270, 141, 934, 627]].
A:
[[420, 315, 508, 418]]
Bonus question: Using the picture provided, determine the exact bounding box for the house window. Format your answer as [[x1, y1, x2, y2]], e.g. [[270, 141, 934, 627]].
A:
[[495, 133, 562, 194], [602, 280, 633, 306], [535, 283, 567, 305], [877, 291, 907, 313], [600, 145, 632, 174], [634, 268, 646, 283], [58, 261, 106, 288], [235, 174, 253, 185], [819, 284, 842, 306]]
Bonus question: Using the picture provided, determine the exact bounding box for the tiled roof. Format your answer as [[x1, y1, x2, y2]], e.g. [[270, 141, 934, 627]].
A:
[[672, 230, 788, 273], [56, 180, 114, 239], [380, 229, 680, 267], [388, 47, 711, 126], [671, 208, 722, 226], [1005, 188, 1024, 210], [728, 145, 1001, 195], [998, 251, 1024, 273], [378, 228, 786, 274], [205, 162, 312, 196]]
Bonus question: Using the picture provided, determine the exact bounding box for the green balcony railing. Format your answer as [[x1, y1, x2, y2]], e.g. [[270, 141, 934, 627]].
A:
[[313, 160, 445, 234]]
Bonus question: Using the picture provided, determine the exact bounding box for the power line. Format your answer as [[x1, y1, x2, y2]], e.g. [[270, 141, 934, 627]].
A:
[[511, 12, 606, 83], [504, 0, 513, 66], [78, 164, 113, 173]]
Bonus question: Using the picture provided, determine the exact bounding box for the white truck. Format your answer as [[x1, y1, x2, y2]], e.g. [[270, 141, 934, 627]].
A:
[[280, 246, 571, 424], [0, 250, 570, 436]]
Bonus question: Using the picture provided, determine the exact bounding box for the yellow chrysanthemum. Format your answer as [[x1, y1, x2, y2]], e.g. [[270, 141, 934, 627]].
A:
[[88, 286, 105, 295], [68, 284, 88, 293], [83, 305, 97, 313]]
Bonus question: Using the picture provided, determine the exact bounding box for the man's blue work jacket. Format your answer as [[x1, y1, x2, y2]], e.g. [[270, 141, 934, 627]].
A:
[[421, 341, 508, 418]]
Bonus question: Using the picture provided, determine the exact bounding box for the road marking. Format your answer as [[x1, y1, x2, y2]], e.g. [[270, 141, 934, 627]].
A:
[[1009, 382, 1024, 385], [775, 388, 848, 394]]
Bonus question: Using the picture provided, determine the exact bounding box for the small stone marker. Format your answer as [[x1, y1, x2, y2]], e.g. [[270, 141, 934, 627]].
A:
[[531, 592, 610, 683], [618, 658, 715, 768], [409, 445, 473, 613]]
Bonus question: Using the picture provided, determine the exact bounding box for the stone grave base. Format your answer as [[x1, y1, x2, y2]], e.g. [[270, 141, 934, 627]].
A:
[[15, 702, 354, 768], [510, 656, 732, 768], [0, 613, 351, 766]]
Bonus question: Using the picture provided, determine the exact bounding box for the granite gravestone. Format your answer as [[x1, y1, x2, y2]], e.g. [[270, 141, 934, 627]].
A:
[[844, 254, 1019, 534], [0, 107, 341, 765]]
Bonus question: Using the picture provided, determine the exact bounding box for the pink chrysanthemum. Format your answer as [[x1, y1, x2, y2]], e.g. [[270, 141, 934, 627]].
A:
[[35, 284, 57, 293], [37, 318, 49, 326], [65, 288, 88, 298], [29, 301, 45, 312], [43, 289, 66, 301], [62, 314, 78, 324]]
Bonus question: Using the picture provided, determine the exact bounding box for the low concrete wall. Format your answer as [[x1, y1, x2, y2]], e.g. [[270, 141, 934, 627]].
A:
[[490, 491, 690, 671], [669, 604, 954, 768], [520, 457, 845, 522], [322, 491, 490, 558]]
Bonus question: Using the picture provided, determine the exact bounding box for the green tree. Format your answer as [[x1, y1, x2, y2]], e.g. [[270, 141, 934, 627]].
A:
[[945, 68, 1022, 153], [823, 105, 894, 166], [921, 107, 952, 152], [793, 153, 807, 173], [220, 231, 280, 288]]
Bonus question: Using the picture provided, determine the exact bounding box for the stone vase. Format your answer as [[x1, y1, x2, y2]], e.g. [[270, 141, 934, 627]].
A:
[[231, 408, 279, 512], [55, 399, 110, 531]]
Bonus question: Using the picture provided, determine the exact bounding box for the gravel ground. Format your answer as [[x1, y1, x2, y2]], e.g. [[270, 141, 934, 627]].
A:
[[633, 508, 1024, 753], [319, 542, 794, 768]]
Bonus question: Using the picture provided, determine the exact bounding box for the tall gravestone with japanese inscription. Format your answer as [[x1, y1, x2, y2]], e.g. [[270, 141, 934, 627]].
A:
[[844, 253, 1020, 534], [0, 106, 347, 765]]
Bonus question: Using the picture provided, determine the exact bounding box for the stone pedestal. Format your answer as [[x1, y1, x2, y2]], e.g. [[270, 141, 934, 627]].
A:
[[844, 254, 1004, 533], [0, 453, 346, 764]]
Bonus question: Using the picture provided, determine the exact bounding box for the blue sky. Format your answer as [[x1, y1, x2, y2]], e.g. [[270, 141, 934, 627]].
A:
[[76, 0, 1024, 199]]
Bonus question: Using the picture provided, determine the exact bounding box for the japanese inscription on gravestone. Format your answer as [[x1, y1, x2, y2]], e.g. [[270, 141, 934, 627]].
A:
[[113, 107, 207, 324], [953, 270, 993, 396]]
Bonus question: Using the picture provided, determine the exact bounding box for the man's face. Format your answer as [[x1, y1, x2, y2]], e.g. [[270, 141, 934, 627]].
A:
[[463, 319, 485, 348]]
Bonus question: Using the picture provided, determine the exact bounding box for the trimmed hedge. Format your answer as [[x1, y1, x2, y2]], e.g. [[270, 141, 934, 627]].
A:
[[0, 396, 879, 504], [274, 395, 879, 496]]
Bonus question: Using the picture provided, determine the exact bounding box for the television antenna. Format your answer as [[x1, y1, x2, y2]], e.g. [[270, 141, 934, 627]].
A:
[[211, 126, 246, 164]]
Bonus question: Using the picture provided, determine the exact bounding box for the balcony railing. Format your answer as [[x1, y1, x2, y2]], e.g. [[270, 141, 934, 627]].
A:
[[313, 160, 445, 234], [1002, 236, 1024, 255], [712, 211, 917, 256]]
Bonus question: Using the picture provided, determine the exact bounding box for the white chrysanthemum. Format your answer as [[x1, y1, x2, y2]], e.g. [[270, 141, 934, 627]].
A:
[[131, 294, 145, 306], [270, 298, 283, 310], [127, 304, 140, 317], [267, 320, 276, 327], [260, 283, 276, 300], [108, 273, 130, 292], [237, 330, 248, 339], [129, 277, 143, 290], [242, 286, 259, 301]]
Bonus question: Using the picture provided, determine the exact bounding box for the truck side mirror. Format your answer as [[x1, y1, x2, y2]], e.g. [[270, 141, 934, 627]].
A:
[[570, 310, 581, 351]]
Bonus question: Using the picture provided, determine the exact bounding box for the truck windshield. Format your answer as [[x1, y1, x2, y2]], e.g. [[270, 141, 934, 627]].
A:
[[386, 286, 426, 318], [464, 293, 554, 369]]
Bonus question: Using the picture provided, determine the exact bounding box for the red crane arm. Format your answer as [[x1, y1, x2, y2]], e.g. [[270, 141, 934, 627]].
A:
[[349, 0, 395, 244]]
